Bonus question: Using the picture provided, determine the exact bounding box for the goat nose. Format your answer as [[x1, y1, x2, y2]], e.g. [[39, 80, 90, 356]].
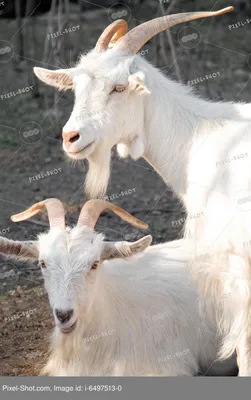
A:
[[62, 131, 80, 148], [55, 308, 74, 324]]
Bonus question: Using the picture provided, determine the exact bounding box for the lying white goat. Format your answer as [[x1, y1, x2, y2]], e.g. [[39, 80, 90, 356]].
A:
[[1, 199, 236, 376], [33, 7, 251, 374]]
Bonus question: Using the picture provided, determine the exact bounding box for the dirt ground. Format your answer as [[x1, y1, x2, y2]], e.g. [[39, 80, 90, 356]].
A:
[[0, 286, 52, 376], [0, 1, 250, 375]]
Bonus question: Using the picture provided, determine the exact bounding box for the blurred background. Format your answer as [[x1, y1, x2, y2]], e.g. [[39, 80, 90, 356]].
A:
[[0, 0, 250, 375]]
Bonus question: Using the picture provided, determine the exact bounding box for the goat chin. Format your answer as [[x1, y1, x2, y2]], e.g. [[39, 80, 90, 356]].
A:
[[85, 150, 111, 199]]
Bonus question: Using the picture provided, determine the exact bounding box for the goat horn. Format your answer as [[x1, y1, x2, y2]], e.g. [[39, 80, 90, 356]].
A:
[[95, 19, 128, 52], [11, 198, 65, 230], [77, 199, 148, 230], [114, 7, 234, 54]]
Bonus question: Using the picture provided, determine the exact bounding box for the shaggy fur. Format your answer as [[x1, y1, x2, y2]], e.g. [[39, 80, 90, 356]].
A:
[[33, 29, 251, 374], [0, 232, 237, 376]]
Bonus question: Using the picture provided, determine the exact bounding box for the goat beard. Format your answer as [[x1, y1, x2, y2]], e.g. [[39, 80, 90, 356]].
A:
[[85, 149, 111, 200]]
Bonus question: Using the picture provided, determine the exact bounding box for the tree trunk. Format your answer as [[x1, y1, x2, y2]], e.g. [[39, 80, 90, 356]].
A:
[[14, 0, 24, 63]]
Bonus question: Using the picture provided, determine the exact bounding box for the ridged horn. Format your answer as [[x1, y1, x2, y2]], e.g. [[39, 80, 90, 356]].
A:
[[95, 19, 128, 52], [77, 199, 148, 230], [115, 7, 234, 54], [11, 198, 65, 230]]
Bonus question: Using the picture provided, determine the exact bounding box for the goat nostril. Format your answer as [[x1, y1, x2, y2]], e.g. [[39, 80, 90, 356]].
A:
[[69, 134, 80, 143], [55, 308, 74, 324]]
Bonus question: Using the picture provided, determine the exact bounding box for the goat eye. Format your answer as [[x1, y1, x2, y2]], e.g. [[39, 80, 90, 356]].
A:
[[40, 260, 46, 269], [110, 85, 125, 94], [91, 261, 99, 269]]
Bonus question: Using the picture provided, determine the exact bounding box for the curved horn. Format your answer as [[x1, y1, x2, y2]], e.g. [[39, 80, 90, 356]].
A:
[[11, 198, 65, 230], [77, 199, 148, 231], [115, 7, 234, 54], [108, 22, 128, 48], [95, 19, 128, 52]]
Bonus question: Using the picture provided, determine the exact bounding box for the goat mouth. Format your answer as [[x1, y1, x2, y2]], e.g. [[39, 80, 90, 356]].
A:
[[60, 319, 77, 334], [67, 141, 95, 157]]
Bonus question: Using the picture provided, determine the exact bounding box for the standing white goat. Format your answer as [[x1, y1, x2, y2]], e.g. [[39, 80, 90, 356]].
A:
[[32, 7, 251, 374], [1, 199, 236, 376]]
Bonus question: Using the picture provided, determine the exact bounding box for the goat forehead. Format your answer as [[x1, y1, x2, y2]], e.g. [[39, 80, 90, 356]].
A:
[[69, 227, 103, 250], [76, 51, 132, 81], [78, 50, 124, 69], [38, 230, 68, 257], [74, 77, 107, 99], [69, 229, 104, 263], [73, 73, 93, 94], [38, 228, 103, 262]]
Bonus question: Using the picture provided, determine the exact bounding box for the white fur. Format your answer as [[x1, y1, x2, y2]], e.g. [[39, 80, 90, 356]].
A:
[[1, 217, 237, 375], [34, 45, 251, 374], [36, 231, 235, 376]]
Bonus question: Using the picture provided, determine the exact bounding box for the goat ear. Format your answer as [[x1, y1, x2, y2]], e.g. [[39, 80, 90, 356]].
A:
[[33, 67, 73, 91], [0, 237, 39, 261], [101, 235, 152, 261], [128, 72, 150, 95]]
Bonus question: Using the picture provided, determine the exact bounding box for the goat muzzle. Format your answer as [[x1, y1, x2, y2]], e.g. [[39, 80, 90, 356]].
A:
[[62, 130, 80, 150]]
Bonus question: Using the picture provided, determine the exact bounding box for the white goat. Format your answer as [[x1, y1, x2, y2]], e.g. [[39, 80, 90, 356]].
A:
[[33, 7, 251, 374], [1, 199, 236, 376]]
